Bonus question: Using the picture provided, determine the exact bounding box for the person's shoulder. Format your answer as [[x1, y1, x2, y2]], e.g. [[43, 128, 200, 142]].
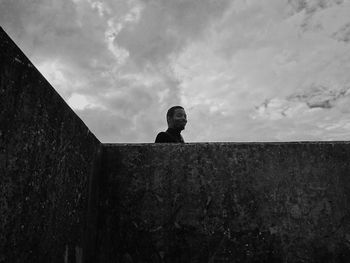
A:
[[155, 131, 172, 143]]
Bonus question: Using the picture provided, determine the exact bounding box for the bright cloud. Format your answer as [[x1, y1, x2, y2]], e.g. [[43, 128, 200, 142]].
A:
[[1, 0, 350, 142]]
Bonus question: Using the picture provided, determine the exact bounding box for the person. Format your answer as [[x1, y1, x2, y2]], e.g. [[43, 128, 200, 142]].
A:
[[155, 106, 187, 143]]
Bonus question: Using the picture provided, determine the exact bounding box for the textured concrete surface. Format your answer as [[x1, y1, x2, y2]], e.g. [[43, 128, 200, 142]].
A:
[[99, 143, 350, 263], [0, 27, 101, 263], [3, 26, 350, 263]]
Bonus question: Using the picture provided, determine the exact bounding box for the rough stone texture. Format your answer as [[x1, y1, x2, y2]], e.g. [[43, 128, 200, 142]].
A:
[[99, 143, 350, 263], [0, 27, 102, 263]]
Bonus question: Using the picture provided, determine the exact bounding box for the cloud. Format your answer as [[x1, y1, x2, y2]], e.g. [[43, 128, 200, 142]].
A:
[[288, 84, 349, 109], [2, 0, 350, 142], [0, 0, 120, 97], [170, 0, 350, 142], [114, 0, 230, 66]]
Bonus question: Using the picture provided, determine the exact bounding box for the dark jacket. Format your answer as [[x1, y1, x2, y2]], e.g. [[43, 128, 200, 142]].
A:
[[155, 128, 184, 143]]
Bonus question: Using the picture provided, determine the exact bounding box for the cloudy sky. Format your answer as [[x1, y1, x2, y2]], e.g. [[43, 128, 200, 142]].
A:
[[2, 0, 350, 143]]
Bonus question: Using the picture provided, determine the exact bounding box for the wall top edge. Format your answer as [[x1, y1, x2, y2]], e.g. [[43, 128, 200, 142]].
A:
[[103, 141, 350, 147], [1, 26, 102, 145]]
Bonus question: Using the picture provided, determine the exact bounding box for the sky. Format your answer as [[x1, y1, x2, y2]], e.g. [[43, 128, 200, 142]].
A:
[[1, 0, 350, 143]]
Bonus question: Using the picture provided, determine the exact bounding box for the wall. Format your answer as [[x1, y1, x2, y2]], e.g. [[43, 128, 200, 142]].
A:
[[98, 142, 350, 263], [0, 27, 101, 263], [3, 25, 350, 263]]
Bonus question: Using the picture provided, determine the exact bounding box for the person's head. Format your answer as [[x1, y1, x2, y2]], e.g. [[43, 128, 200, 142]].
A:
[[167, 106, 187, 131]]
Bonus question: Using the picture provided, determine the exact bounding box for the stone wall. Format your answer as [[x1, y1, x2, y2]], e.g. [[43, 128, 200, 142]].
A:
[[0, 27, 102, 263], [98, 143, 350, 263]]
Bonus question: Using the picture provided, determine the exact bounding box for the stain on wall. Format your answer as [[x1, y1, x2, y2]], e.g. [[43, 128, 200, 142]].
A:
[[99, 143, 350, 263], [0, 27, 101, 263]]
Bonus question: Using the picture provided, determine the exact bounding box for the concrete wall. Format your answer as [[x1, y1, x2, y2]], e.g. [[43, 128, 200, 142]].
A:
[[3, 26, 350, 263], [98, 143, 350, 263], [0, 27, 101, 263]]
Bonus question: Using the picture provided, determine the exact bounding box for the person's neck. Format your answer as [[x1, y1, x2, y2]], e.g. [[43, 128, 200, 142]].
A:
[[167, 127, 181, 134]]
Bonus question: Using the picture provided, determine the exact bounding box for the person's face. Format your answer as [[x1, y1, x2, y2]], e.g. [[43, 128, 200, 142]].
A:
[[169, 108, 187, 130]]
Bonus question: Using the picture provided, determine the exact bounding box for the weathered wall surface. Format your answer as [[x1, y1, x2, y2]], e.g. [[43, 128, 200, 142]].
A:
[[99, 143, 350, 263], [0, 27, 101, 263], [3, 25, 350, 263]]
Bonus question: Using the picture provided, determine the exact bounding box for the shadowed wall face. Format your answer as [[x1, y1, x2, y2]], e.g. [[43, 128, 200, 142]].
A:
[[3, 25, 350, 263], [99, 143, 350, 263], [0, 28, 101, 263]]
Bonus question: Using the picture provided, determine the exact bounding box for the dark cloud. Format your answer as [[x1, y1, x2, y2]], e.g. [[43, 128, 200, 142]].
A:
[[287, 0, 344, 15], [332, 23, 350, 43], [288, 85, 349, 109]]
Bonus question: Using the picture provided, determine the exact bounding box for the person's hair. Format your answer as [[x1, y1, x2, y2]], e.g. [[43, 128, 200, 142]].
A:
[[166, 106, 184, 120]]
